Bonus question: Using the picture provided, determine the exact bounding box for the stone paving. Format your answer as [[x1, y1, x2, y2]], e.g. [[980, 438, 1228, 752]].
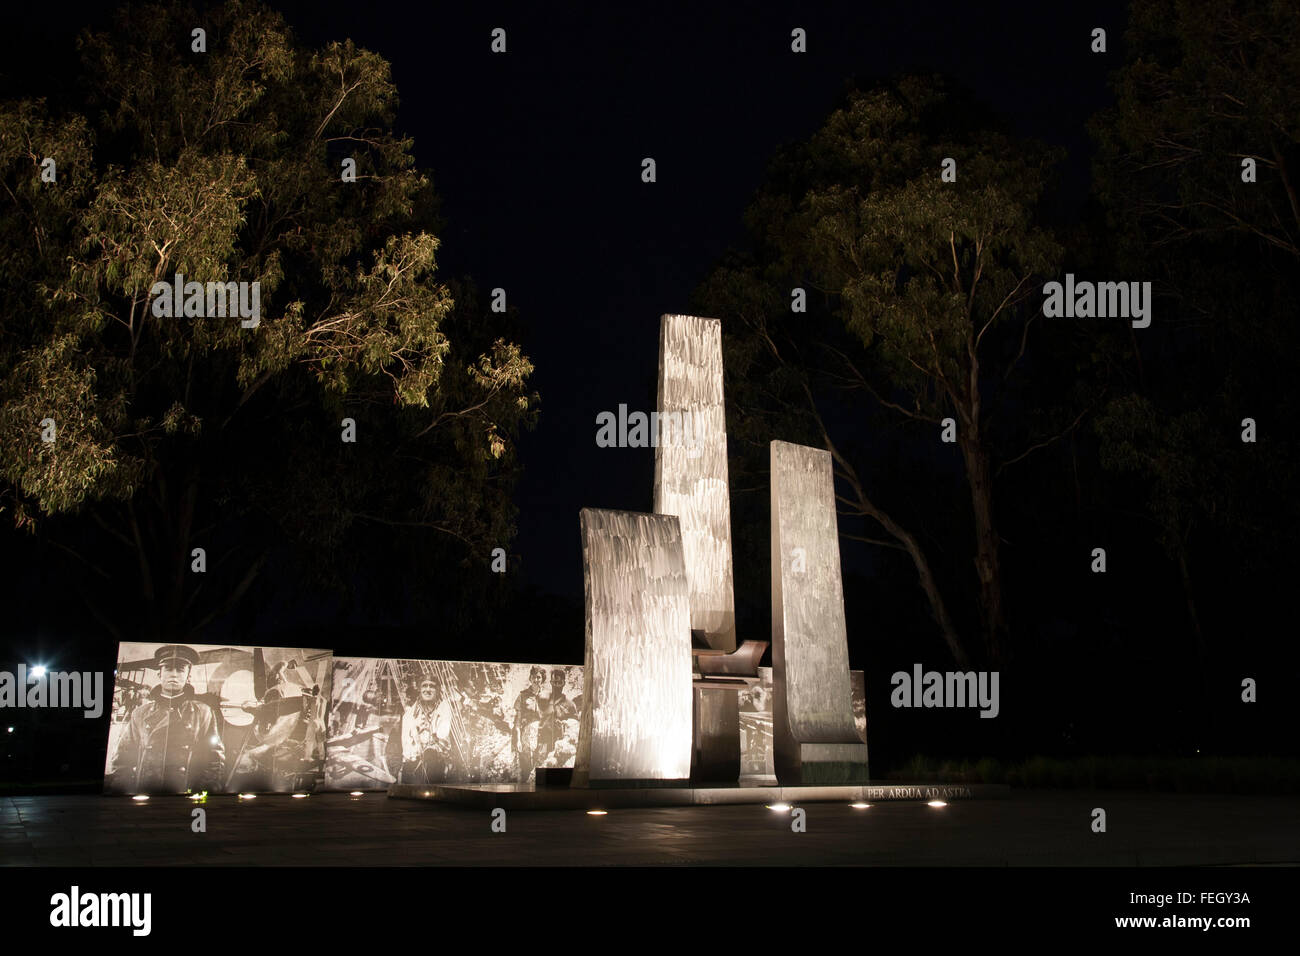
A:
[[1, 790, 1297, 866]]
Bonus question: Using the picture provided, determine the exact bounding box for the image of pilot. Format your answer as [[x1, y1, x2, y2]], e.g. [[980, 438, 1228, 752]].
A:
[[107, 645, 225, 794]]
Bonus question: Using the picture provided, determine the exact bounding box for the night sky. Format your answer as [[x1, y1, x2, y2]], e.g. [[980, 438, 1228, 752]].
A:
[[242, 0, 1126, 600], [0, 1, 1122, 643]]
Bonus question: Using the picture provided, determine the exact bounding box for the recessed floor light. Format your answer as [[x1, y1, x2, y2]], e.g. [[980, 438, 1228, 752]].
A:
[[850, 802, 871, 809], [927, 800, 947, 808], [587, 809, 608, 816]]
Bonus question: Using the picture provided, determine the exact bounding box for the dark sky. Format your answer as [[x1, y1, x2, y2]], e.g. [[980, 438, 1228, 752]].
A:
[[264, 0, 1126, 597], [4, 0, 1128, 636]]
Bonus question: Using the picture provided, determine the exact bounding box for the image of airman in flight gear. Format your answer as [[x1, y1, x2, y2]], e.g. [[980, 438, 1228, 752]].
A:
[[401, 675, 454, 783], [108, 645, 225, 794]]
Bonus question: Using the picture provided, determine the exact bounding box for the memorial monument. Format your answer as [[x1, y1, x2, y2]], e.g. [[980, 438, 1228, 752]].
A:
[[570, 315, 865, 790], [375, 312, 891, 806], [653, 314, 749, 782], [770, 440, 870, 783]]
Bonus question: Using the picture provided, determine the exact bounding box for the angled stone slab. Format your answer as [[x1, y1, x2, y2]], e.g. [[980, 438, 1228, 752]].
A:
[[770, 440, 869, 784], [653, 313, 741, 782], [573, 508, 693, 787]]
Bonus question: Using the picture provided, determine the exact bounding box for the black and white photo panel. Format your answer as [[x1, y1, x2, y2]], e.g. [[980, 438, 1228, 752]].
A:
[[326, 658, 583, 789], [103, 643, 332, 795]]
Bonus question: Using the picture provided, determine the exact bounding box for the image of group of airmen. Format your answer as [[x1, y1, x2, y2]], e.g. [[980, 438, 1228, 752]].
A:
[[394, 665, 580, 785], [107, 650, 585, 792], [510, 666, 579, 781]]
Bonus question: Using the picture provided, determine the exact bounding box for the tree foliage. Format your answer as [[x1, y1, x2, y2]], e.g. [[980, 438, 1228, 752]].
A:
[[1091, 0, 1300, 612], [0, 1, 537, 642], [1091, 0, 1300, 262], [697, 76, 1073, 667]]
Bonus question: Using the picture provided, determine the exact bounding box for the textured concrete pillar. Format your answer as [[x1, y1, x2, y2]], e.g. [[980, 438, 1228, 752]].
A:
[[573, 509, 693, 787], [770, 440, 869, 784], [653, 314, 736, 649], [653, 314, 741, 782]]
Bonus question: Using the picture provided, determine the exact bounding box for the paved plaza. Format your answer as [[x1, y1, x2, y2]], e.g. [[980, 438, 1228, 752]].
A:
[[2, 789, 1297, 867]]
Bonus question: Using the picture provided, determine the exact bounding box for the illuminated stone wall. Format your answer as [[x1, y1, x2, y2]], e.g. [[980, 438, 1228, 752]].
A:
[[770, 440, 870, 783], [653, 313, 741, 781], [574, 508, 694, 786], [653, 313, 736, 651]]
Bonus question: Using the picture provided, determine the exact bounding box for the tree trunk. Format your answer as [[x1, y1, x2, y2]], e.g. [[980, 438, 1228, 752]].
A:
[[811, 402, 970, 668], [1177, 548, 1213, 748], [960, 436, 1007, 666], [860, 499, 969, 669]]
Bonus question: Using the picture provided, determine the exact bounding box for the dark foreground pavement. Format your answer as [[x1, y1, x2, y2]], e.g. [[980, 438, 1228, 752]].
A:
[[2, 789, 1298, 866]]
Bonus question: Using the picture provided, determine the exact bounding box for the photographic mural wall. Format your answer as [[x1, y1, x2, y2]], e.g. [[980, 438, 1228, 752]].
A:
[[103, 643, 331, 795], [325, 658, 583, 789], [102, 644, 866, 793], [325, 659, 865, 789]]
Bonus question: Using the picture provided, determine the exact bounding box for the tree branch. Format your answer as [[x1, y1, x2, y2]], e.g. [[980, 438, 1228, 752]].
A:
[[996, 404, 1092, 476]]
